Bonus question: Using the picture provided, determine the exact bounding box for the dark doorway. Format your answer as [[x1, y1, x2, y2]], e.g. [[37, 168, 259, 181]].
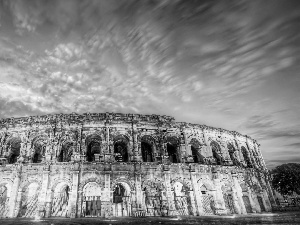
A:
[[191, 146, 199, 163], [167, 143, 178, 163], [87, 141, 100, 162], [141, 142, 153, 162], [114, 140, 128, 162]]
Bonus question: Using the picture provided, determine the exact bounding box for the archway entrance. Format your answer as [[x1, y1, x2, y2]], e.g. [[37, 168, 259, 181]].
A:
[[32, 136, 48, 163], [167, 143, 178, 163], [241, 146, 253, 168], [210, 141, 223, 165], [6, 137, 21, 164], [82, 182, 102, 217], [142, 181, 165, 216], [112, 183, 131, 217], [227, 143, 239, 166], [141, 142, 153, 162], [0, 184, 9, 217], [51, 184, 70, 217], [172, 182, 192, 216], [222, 185, 236, 214], [58, 141, 73, 162], [19, 183, 40, 218], [257, 196, 266, 212], [114, 136, 129, 162], [200, 184, 214, 215]]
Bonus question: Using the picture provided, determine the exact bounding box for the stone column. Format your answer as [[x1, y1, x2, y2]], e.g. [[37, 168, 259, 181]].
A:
[[163, 170, 176, 216], [262, 189, 272, 211], [190, 169, 203, 215], [248, 189, 258, 213], [69, 170, 80, 218], [8, 166, 21, 217], [212, 169, 227, 215], [44, 190, 53, 218], [101, 171, 112, 217], [38, 166, 50, 217], [232, 172, 246, 214]]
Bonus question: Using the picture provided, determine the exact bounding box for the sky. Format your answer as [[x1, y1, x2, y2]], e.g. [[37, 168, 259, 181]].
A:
[[0, 0, 299, 169]]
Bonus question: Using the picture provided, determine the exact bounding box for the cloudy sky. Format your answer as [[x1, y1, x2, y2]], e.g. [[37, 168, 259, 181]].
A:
[[0, 0, 299, 169]]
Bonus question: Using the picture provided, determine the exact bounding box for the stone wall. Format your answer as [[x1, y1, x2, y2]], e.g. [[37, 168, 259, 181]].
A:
[[0, 113, 275, 218]]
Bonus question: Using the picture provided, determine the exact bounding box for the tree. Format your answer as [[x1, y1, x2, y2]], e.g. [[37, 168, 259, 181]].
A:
[[271, 163, 300, 196]]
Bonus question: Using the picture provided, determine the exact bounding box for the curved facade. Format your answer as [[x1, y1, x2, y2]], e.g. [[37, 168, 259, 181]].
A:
[[0, 112, 275, 218]]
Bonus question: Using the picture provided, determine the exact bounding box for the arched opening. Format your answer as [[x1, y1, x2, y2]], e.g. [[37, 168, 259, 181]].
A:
[[199, 184, 214, 215], [112, 183, 131, 217], [0, 184, 9, 217], [167, 143, 178, 163], [191, 146, 199, 163], [58, 141, 73, 162], [32, 137, 47, 163], [51, 184, 70, 217], [241, 146, 252, 168], [6, 137, 21, 164], [142, 181, 164, 216], [221, 185, 236, 214], [86, 134, 102, 162], [141, 142, 153, 162], [240, 183, 252, 213], [210, 141, 223, 165], [114, 136, 129, 162], [172, 182, 193, 215], [82, 182, 102, 217], [19, 182, 40, 218], [227, 143, 239, 166]]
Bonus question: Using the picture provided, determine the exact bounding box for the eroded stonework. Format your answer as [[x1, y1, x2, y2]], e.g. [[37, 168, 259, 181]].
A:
[[0, 112, 275, 218]]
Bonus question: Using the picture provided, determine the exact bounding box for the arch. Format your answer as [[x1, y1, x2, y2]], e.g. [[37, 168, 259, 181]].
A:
[[189, 138, 203, 163], [18, 182, 41, 218], [6, 136, 21, 164], [210, 141, 223, 165], [85, 133, 102, 162], [58, 140, 74, 162], [51, 182, 71, 217], [166, 136, 180, 163], [241, 146, 252, 168], [227, 143, 239, 166], [199, 183, 214, 215], [141, 135, 156, 162], [171, 181, 193, 215], [114, 135, 129, 162], [31, 135, 48, 163], [51, 178, 72, 193], [112, 181, 132, 217], [82, 181, 102, 217]]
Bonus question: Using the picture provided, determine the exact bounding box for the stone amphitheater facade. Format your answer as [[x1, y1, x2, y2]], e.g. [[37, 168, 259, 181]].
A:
[[0, 112, 275, 218]]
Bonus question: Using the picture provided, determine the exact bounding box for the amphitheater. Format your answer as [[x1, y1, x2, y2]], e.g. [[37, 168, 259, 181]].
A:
[[0, 112, 275, 218]]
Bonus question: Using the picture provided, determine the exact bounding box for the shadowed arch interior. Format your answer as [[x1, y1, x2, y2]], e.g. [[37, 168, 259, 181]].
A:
[[241, 146, 252, 168], [6, 136, 21, 164], [58, 141, 73, 162], [210, 141, 222, 165], [32, 136, 48, 163], [166, 136, 180, 163], [141, 135, 155, 162], [114, 135, 129, 162], [86, 134, 102, 162]]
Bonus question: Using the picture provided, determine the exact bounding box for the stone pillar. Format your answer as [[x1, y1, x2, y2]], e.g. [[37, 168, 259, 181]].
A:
[[163, 170, 176, 216], [69, 170, 80, 218], [190, 168, 203, 215], [102, 171, 112, 217], [232, 172, 246, 214], [8, 166, 21, 217], [38, 166, 50, 217], [262, 189, 272, 211], [13, 189, 23, 217], [44, 190, 53, 218], [76, 191, 83, 217], [135, 171, 143, 210], [248, 189, 258, 213], [212, 169, 227, 215]]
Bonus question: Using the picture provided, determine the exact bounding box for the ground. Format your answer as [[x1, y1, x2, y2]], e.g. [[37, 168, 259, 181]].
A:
[[1, 212, 300, 225]]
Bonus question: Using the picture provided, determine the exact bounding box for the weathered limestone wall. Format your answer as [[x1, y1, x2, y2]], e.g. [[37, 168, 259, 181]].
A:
[[0, 113, 274, 218]]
